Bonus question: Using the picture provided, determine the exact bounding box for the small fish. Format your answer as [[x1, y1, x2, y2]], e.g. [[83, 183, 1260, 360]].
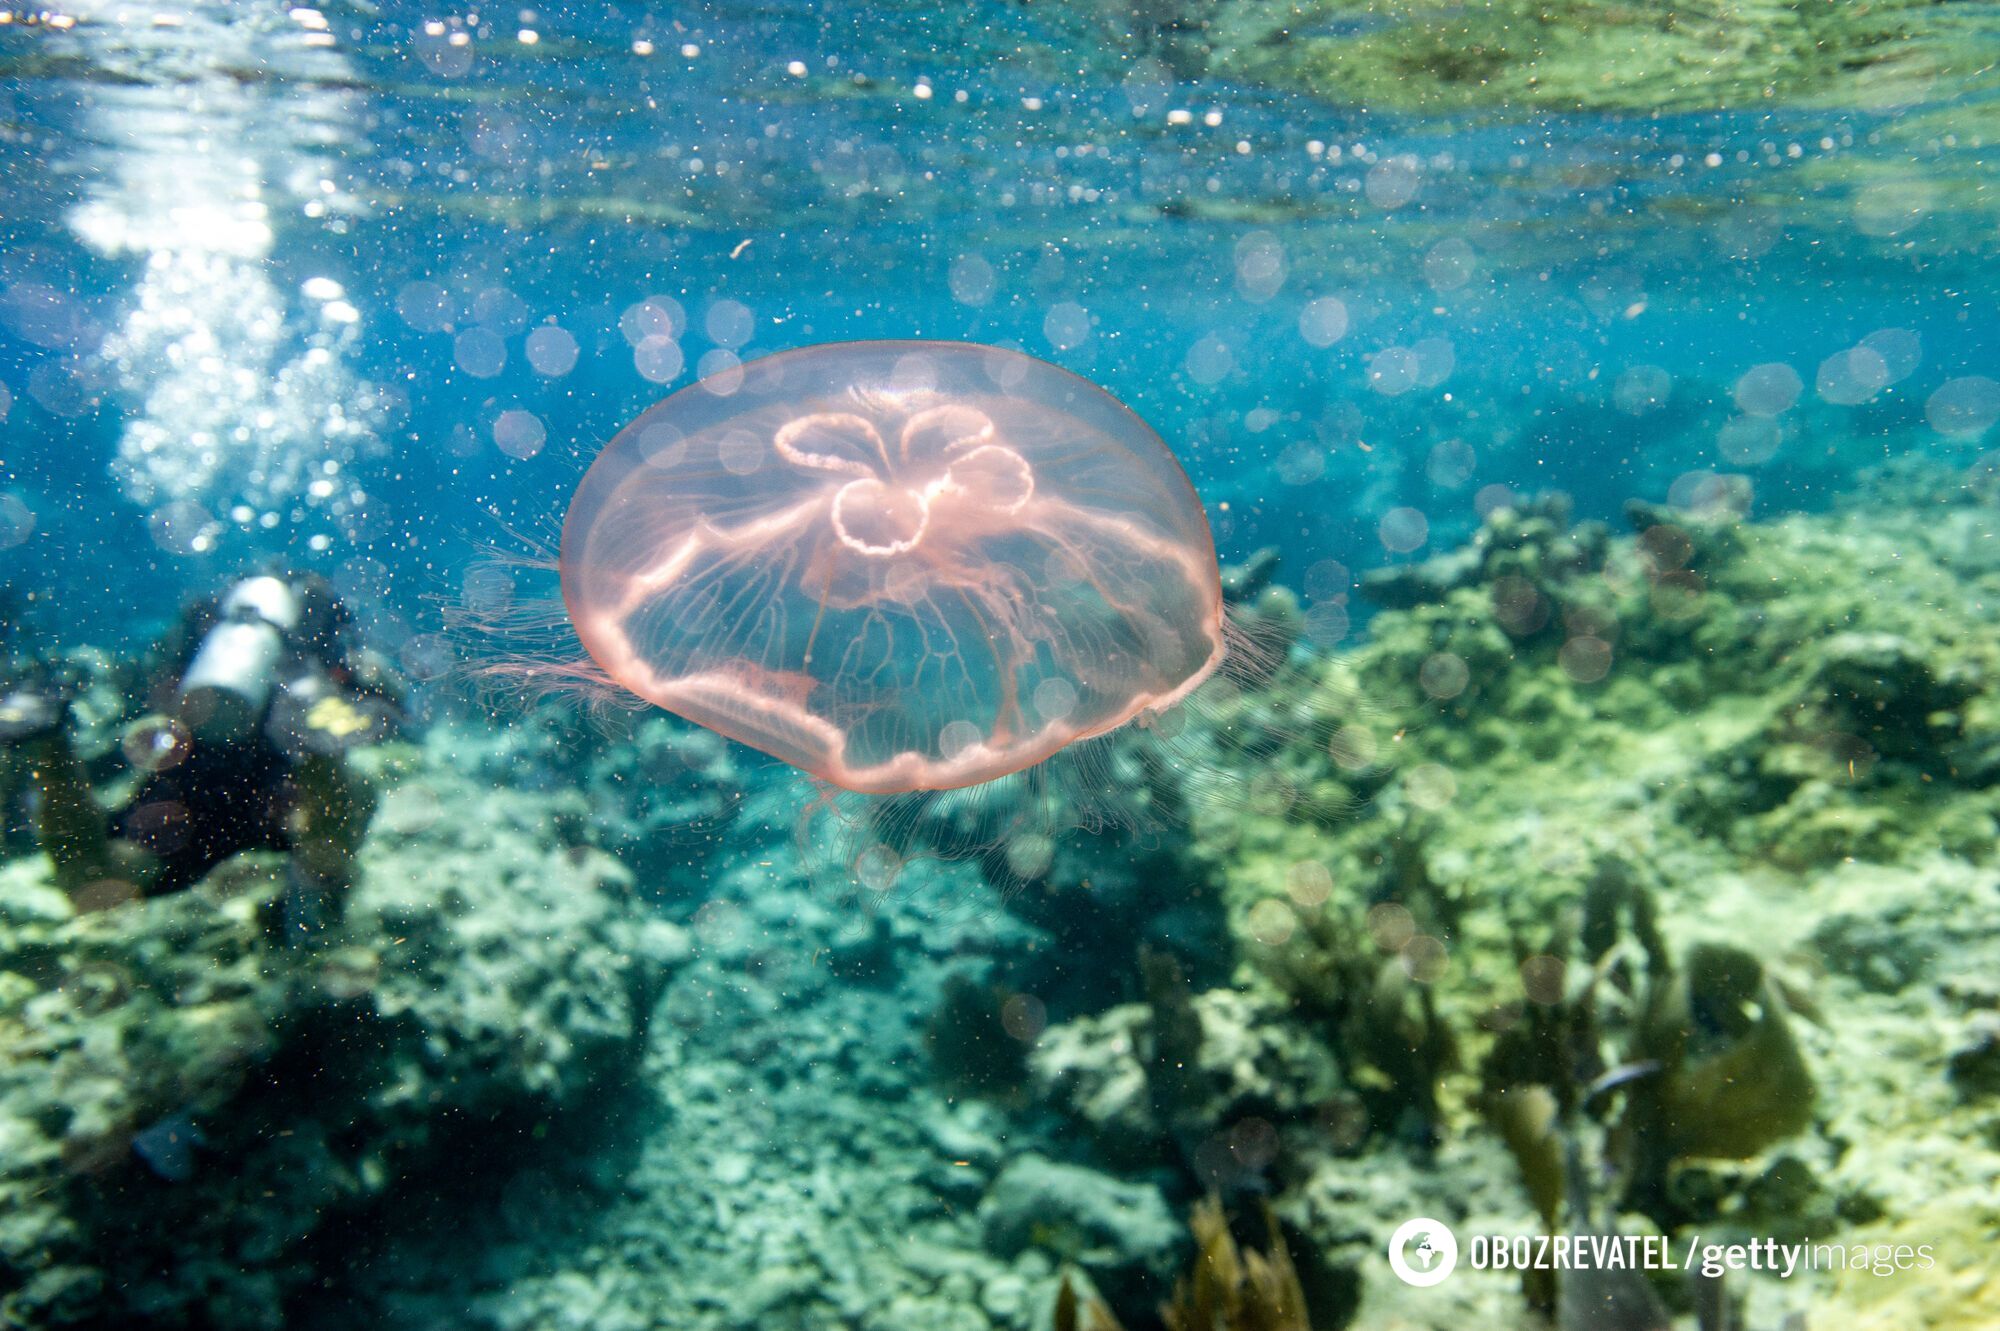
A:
[[132, 1113, 204, 1183], [1582, 1060, 1663, 1108]]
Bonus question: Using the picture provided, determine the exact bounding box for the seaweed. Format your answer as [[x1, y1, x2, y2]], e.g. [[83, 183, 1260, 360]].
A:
[[1054, 1195, 1317, 1331]]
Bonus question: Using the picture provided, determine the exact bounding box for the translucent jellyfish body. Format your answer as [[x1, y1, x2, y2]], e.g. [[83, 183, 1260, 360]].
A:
[[562, 341, 1225, 793]]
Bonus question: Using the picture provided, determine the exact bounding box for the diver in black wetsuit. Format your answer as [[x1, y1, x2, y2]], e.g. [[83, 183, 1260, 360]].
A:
[[0, 572, 402, 933]]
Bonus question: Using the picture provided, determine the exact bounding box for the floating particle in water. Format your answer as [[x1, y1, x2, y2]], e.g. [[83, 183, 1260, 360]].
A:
[[526, 325, 580, 377], [1186, 335, 1233, 385], [622, 296, 686, 345], [1717, 415, 1782, 466], [1234, 231, 1285, 302], [1424, 238, 1476, 292], [1365, 155, 1420, 209], [1043, 301, 1091, 351], [1926, 377, 2000, 439], [1613, 365, 1671, 415], [1275, 440, 1326, 485], [493, 409, 547, 460], [1426, 438, 1476, 488], [0, 494, 33, 550], [558, 341, 1225, 794], [1410, 337, 1455, 389], [453, 328, 506, 378], [397, 281, 453, 332], [1298, 296, 1349, 348], [1367, 347, 1419, 396], [949, 255, 996, 306], [1815, 346, 1891, 406], [1302, 560, 1350, 602], [705, 300, 755, 349], [1559, 636, 1613, 684], [1379, 506, 1429, 553], [1419, 652, 1469, 700], [1733, 362, 1802, 417], [1285, 860, 1332, 908], [634, 336, 685, 384], [1859, 328, 1921, 383], [1404, 763, 1456, 812]]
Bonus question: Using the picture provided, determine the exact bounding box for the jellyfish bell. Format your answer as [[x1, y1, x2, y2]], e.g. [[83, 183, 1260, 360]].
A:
[[464, 340, 1349, 894], [559, 340, 1226, 798]]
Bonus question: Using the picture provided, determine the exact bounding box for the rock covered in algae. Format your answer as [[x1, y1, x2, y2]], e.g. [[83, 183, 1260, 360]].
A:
[[0, 733, 689, 1329], [1229, 0, 1990, 115], [1152, 469, 2000, 1329]]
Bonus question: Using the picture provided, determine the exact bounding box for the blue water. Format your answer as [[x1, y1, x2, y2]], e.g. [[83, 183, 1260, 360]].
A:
[[4, 2, 1997, 668], [6, 6, 2000, 1330]]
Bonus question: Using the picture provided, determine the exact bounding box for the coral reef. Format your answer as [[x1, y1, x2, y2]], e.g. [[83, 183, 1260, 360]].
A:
[[1023, 465, 2000, 1329], [0, 731, 686, 1328], [7, 464, 1996, 1331]]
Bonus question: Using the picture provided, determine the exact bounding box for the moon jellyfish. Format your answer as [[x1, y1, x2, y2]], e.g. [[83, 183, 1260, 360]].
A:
[[464, 340, 1343, 899], [560, 341, 1226, 794]]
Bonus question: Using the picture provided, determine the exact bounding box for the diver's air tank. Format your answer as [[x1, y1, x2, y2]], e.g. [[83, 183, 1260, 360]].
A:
[[177, 575, 302, 738]]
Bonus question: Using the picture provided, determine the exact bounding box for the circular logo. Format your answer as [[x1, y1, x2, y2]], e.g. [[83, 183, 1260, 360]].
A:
[[1387, 1217, 1459, 1287]]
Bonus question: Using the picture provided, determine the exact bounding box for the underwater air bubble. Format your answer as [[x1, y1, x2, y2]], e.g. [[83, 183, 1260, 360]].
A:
[[560, 341, 1226, 794]]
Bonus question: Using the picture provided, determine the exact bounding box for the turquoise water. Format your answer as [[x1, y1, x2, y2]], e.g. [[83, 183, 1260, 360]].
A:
[[4, 4, 2000, 1330], [6, 3, 1997, 640]]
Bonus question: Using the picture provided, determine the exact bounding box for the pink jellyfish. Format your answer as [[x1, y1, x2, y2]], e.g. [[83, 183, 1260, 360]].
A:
[[560, 341, 1226, 794]]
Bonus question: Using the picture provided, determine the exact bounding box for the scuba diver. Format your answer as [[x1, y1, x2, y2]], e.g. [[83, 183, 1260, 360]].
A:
[[0, 571, 402, 939]]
